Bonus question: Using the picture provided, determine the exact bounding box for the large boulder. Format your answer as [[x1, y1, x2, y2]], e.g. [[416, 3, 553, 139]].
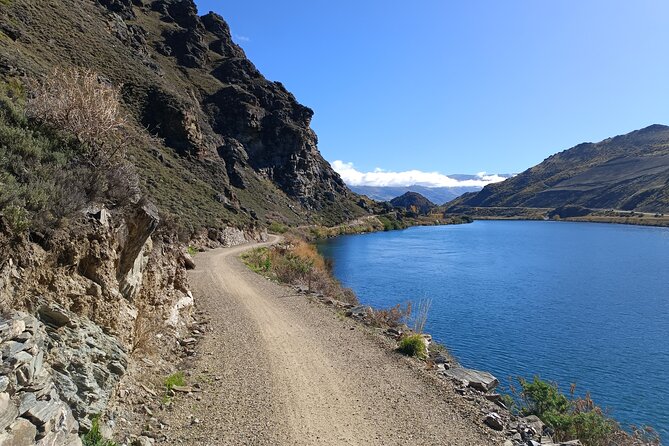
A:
[[443, 367, 499, 392]]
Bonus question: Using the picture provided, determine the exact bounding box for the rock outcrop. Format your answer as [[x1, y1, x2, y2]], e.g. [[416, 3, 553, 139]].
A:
[[390, 192, 436, 215], [0, 0, 368, 442], [37, 305, 128, 429], [1, 312, 82, 446]]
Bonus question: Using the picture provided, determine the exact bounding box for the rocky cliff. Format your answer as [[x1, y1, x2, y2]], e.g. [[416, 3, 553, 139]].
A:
[[447, 125, 669, 214], [0, 1, 361, 442], [0, 0, 365, 229]]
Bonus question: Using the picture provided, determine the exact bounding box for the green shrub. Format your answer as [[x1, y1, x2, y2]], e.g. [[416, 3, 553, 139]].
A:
[[81, 416, 117, 446], [242, 247, 272, 273], [513, 376, 659, 446], [164, 371, 186, 392], [397, 334, 427, 359], [268, 221, 288, 234], [3, 205, 30, 234], [519, 376, 570, 417], [187, 245, 198, 256]]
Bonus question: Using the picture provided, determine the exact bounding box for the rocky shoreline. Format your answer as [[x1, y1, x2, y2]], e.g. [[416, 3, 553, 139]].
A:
[[297, 290, 583, 446]]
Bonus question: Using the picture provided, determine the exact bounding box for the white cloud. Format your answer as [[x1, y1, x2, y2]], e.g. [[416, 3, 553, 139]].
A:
[[331, 160, 508, 188], [234, 34, 250, 42]]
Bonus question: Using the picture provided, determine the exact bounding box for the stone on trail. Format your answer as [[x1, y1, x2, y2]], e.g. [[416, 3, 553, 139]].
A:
[[484, 412, 504, 431], [131, 436, 155, 446], [182, 253, 196, 270], [520, 414, 546, 437], [346, 305, 372, 319]]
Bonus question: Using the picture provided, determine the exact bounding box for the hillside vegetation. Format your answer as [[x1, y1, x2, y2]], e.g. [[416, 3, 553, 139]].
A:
[[448, 125, 669, 216], [0, 0, 367, 234]]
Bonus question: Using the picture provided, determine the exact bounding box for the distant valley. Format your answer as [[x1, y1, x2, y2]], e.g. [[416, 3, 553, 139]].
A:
[[350, 184, 479, 204]]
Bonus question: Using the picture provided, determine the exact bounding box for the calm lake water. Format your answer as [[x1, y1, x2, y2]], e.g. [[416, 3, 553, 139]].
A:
[[317, 221, 669, 438]]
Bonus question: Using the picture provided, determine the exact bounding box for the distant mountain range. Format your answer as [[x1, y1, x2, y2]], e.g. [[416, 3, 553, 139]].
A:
[[447, 124, 669, 214], [350, 174, 513, 204]]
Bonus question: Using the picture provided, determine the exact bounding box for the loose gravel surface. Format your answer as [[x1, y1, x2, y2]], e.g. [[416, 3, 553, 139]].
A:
[[159, 237, 503, 445]]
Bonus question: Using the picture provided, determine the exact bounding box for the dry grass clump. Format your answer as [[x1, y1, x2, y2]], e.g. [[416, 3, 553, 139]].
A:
[[242, 235, 358, 304], [27, 67, 130, 166], [368, 302, 410, 328], [131, 305, 161, 355], [411, 298, 431, 334]]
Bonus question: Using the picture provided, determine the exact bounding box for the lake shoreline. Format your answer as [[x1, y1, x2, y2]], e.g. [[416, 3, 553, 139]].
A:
[[317, 222, 667, 442], [468, 215, 669, 228]]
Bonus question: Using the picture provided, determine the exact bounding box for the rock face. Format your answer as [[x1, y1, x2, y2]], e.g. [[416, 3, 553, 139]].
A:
[[0, 312, 82, 446], [448, 124, 669, 214], [37, 305, 128, 428], [116, 204, 160, 299], [0, 0, 364, 224]]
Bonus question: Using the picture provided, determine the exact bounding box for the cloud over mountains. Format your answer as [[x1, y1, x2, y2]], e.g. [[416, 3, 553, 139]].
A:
[[331, 160, 508, 188]]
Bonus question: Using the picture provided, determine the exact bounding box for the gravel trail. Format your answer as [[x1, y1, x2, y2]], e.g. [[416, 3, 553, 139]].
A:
[[161, 237, 502, 446]]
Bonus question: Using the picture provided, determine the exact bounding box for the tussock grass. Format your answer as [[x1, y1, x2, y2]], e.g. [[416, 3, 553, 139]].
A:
[[164, 371, 186, 392], [410, 298, 432, 334], [397, 334, 428, 360], [81, 416, 117, 446]]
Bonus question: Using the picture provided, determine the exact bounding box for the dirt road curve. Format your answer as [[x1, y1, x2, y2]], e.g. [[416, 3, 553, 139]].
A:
[[162, 237, 501, 446]]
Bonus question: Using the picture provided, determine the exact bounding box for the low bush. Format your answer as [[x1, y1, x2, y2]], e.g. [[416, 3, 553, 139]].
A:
[[268, 221, 288, 234], [369, 303, 411, 328], [512, 376, 660, 446], [397, 334, 428, 359], [27, 67, 130, 166], [0, 70, 141, 237], [242, 247, 272, 273]]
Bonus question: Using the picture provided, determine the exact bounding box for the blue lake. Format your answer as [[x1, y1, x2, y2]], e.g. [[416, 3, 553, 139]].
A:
[[317, 221, 669, 438]]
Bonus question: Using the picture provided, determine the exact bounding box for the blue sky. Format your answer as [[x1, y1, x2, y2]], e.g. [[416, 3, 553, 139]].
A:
[[195, 1, 669, 181]]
